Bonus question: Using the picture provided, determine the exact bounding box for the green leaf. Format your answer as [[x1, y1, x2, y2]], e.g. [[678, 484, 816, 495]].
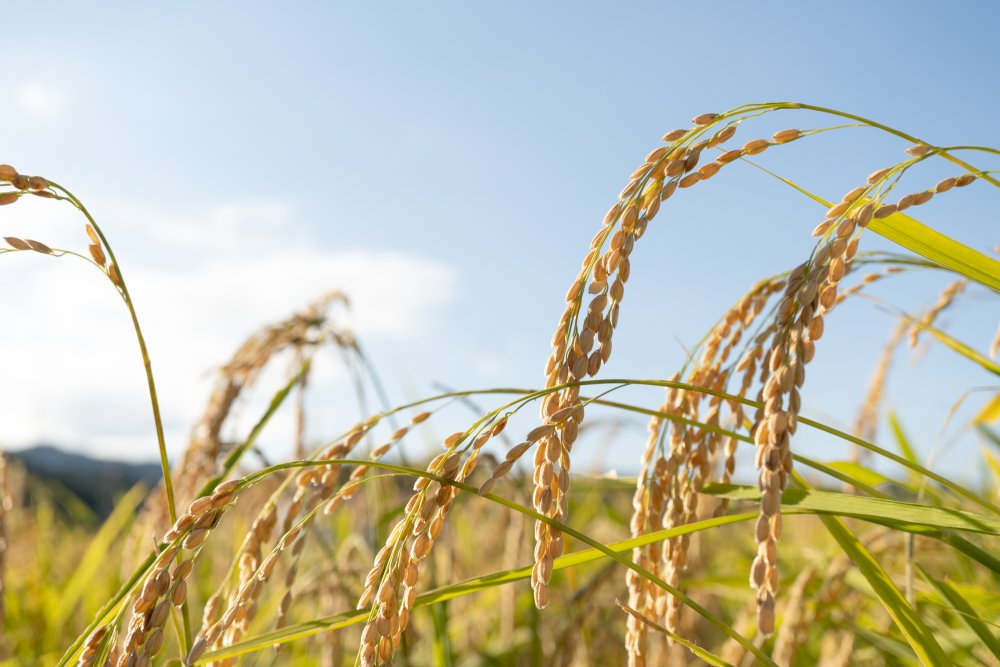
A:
[[700, 484, 1000, 536], [868, 212, 1000, 294], [818, 514, 949, 665], [917, 564, 1000, 660], [197, 509, 763, 663], [974, 393, 1000, 425], [743, 159, 1000, 293], [616, 600, 734, 666], [823, 460, 894, 488], [982, 448, 1000, 487], [902, 316, 1000, 377], [890, 413, 920, 466], [54, 484, 146, 628]]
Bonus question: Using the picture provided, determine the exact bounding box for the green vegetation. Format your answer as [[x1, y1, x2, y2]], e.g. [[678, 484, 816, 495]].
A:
[[1, 102, 998, 666]]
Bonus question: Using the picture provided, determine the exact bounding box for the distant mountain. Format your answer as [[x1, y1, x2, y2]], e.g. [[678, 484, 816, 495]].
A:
[[7, 444, 161, 516]]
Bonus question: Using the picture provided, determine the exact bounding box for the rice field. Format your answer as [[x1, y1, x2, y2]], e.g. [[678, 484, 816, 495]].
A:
[[1, 102, 999, 666]]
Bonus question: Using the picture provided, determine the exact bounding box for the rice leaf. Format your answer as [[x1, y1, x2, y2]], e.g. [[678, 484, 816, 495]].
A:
[[916, 564, 1000, 659], [823, 460, 894, 489], [818, 514, 949, 665], [196, 508, 762, 663], [973, 393, 1000, 424], [616, 600, 734, 666], [744, 159, 1000, 293], [700, 484, 1000, 536]]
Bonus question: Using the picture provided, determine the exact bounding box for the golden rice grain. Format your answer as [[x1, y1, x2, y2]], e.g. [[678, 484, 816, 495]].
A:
[[717, 149, 742, 164], [934, 177, 956, 193], [742, 139, 770, 155], [712, 124, 737, 145], [841, 186, 867, 203], [0, 193, 18, 206], [825, 201, 849, 218], [661, 129, 687, 142], [906, 144, 931, 156], [698, 162, 721, 180], [772, 128, 801, 143], [678, 173, 700, 188], [867, 167, 893, 183], [811, 220, 834, 237], [0, 164, 17, 181], [88, 244, 107, 266], [692, 112, 718, 125], [874, 203, 897, 218], [26, 239, 53, 254], [3, 237, 29, 250]]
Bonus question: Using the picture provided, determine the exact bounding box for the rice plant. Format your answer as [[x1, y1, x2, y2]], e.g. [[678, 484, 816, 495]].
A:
[[1, 101, 998, 666]]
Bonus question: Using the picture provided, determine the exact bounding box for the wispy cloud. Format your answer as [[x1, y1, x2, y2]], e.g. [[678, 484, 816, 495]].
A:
[[0, 195, 456, 460], [14, 82, 68, 121]]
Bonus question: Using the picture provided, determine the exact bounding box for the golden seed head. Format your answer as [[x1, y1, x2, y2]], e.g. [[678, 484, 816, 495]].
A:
[[661, 129, 686, 142], [26, 239, 53, 254], [717, 149, 742, 164], [664, 158, 684, 177], [0, 164, 17, 181], [934, 177, 956, 193], [874, 203, 897, 218], [771, 128, 801, 143], [678, 172, 700, 188], [841, 186, 867, 203], [742, 139, 770, 155], [955, 173, 977, 187], [691, 112, 718, 125], [0, 192, 19, 206], [698, 162, 720, 179], [906, 144, 931, 156], [644, 146, 667, 163], [713, 124, 737, 144], [867, 167, 892, 184], [825, 201, 849, 218], [27, 175, 48, 191], [896, 193, 916, 210], [89, 243, 107, 266], [12, 174, 30, 190], [811, 220, 834, 237]]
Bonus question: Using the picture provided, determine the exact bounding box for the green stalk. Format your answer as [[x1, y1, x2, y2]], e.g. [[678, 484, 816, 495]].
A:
[[46, 181, 178, 525], [770, 102, 999, 188]]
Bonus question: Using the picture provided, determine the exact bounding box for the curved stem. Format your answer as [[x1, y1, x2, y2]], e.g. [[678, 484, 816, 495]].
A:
[[760, 102, 1000, 189], [46, 181, 178, 525]]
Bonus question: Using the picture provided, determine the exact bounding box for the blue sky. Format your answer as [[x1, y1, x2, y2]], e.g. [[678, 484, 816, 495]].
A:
[[1, 3, 997, 484]]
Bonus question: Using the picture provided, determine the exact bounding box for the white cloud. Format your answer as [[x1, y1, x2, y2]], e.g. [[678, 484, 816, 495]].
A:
[[14, 82, 67, 120], [0, 195, 456, 461]]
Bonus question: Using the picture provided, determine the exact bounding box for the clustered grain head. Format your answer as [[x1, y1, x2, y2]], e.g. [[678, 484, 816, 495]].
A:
[[908, 279, 967, 349], [138, 292, 351, 542], [87, 480, 240, 667], [520, 111, 814, 616], [624, 276, 785, 664], [355, 426, 488, 666]]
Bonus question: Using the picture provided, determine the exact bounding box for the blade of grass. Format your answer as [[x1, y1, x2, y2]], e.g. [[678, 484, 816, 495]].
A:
[[819, 513, 949, 665], [616, 600, 734, 667], [740, 158, 1000, 293], [700, 484, 1000, 536], [917, 564, 1000, 659], [53, 484, 146, 628], [198, 457, 771, 664]]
